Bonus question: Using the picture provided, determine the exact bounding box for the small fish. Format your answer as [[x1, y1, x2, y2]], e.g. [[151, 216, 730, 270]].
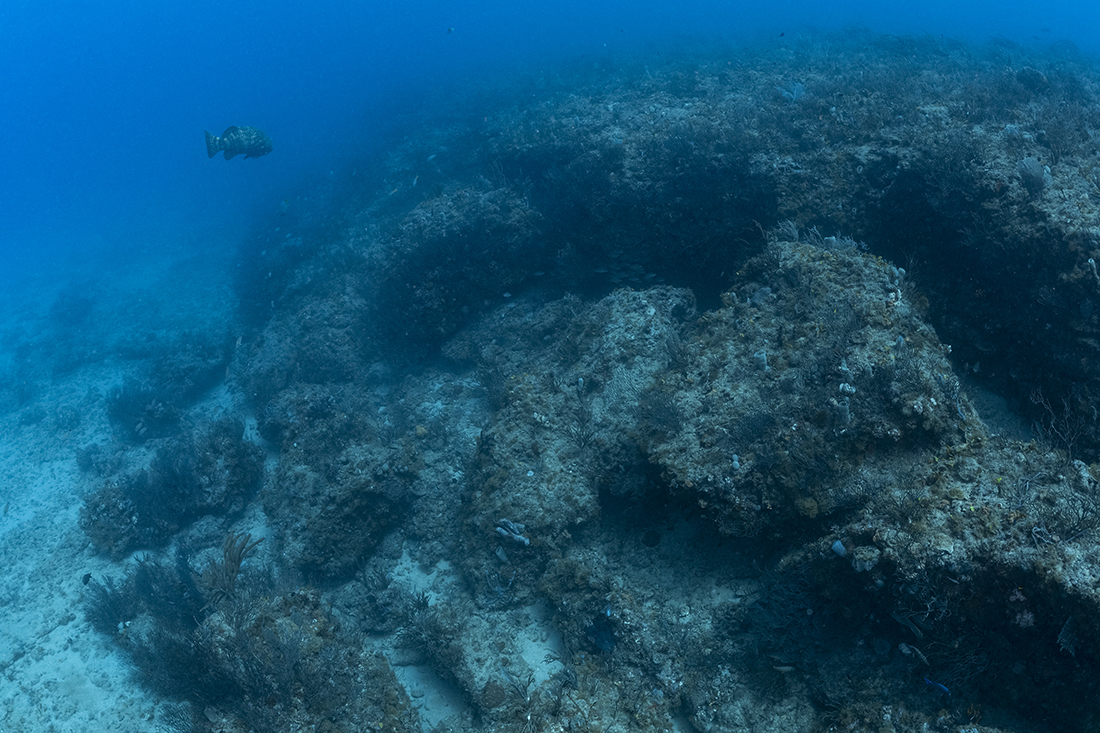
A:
[[204, 126, 273, 160], [924, 678, 950, 696]]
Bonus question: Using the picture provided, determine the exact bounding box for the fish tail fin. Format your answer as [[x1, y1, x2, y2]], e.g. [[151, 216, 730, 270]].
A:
[[204, 130, 220, 159]]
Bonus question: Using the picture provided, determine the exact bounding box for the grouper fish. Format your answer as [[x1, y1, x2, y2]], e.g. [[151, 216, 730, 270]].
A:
[[204, 126, 273, 160]]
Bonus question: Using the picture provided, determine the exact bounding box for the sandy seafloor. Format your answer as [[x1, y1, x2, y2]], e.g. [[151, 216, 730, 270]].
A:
[[0, 242, 549, 732], [0, 243, 235, 731]]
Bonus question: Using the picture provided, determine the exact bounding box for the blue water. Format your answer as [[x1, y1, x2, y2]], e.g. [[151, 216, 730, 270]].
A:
[[5, 3, 1100, 731], [2, 0, 1097, 279]]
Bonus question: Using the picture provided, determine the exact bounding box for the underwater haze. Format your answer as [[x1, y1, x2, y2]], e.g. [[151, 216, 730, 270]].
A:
[[9, 1, 1100, 732], [2, 0, 1098, 275]]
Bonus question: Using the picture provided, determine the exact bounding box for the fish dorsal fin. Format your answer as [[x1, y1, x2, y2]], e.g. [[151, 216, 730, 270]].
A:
[[222, 126, 239, 136]]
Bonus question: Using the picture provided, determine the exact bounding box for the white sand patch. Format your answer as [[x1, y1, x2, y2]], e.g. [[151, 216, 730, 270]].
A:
[[514, 601, 566, 686], [390, 659, 469, 730], [0, 241, 240, 732], [378, 545, 474, 729], [0, 417, 160, 731]]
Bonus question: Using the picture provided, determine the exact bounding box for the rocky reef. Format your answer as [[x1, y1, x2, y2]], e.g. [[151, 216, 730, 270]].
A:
[[65, 30, 1100, 733]]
